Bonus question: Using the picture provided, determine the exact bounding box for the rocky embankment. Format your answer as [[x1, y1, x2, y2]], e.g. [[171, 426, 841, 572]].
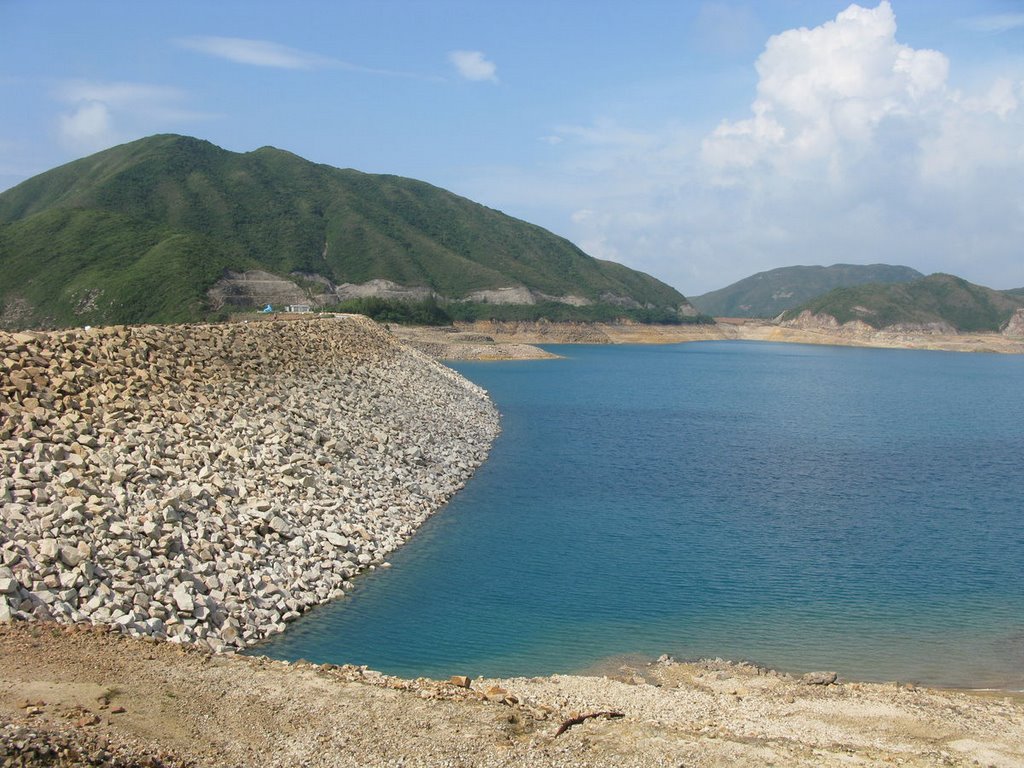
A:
[[0, 316, 499, 650]]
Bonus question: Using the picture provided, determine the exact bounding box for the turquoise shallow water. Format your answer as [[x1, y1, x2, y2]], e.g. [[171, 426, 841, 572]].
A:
[[257, 341, 1024, 689]]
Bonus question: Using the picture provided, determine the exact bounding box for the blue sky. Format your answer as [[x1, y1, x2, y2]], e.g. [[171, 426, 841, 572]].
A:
[[2, 1, 1023, 295]]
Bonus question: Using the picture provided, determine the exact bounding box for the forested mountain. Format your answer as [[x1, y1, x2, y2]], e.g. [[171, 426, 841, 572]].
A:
[[0, 135, 695, 329]]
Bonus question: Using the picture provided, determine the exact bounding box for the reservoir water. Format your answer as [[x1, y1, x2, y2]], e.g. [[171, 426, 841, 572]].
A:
[[258, 341, 1024, 689]]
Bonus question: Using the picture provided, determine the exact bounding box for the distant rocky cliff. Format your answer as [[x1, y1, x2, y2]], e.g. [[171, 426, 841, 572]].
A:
[[781, 310, 957, 336], [1003, 308, 1024, 337]]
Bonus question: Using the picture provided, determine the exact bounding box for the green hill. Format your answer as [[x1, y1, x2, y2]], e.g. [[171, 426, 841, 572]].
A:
[[0, 134, 697, 329], [690, 263, 923, 318], [780, 273, 1024, 332]]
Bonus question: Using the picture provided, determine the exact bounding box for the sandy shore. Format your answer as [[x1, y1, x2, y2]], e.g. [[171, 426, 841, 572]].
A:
[[2, 623, 1022, 767]]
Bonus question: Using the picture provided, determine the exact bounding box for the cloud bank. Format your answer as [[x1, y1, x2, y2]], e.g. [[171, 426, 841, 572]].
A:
[[499, 2, 1024, 294]]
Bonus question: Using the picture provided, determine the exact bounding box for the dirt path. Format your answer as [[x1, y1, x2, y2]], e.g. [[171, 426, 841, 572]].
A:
[[2, 624, 1022, 767]]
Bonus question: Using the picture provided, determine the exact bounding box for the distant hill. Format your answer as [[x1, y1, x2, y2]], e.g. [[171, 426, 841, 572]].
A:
[[780, 273, 1024, 332], [690, 264, 923, 318], [0, 134, 697, 329]]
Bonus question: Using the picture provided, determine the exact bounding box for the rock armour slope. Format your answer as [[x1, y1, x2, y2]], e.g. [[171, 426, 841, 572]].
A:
[[0, 316, 499, 650]]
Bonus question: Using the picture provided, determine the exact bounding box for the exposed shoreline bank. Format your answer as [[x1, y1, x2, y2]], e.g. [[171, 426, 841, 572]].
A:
[[394, 318, 1024, 359]]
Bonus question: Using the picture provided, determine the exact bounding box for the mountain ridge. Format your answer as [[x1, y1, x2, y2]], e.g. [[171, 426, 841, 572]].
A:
[[690, 263, 924, 318]]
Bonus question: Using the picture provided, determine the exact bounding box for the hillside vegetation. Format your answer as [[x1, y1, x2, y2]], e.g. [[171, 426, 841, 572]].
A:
[[780, 273, 1024, 332], [690, 263, 923, 318], [0, 134, 696, 329]]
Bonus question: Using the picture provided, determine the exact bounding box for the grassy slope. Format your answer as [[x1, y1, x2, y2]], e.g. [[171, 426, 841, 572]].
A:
[[0, 135, 689, 328], [690, 264, 923, 318], [781, 274, 1024, 332], [0, 208, 240, 326]]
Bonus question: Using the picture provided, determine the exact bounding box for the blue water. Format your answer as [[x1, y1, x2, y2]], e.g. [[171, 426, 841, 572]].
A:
[[258, 341, 1024, 689]]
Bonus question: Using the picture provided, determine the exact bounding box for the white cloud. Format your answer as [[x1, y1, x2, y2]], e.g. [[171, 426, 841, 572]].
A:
[[448, 50, 498, 82], [57, 102, 115, 152], [53, 79, 211, 154], [177, 36, 440, 80], [700, 2, 950, 183], [462, 2, 1024, 294], [963, 13, 1024, 33], [176, 36, 336, 69]]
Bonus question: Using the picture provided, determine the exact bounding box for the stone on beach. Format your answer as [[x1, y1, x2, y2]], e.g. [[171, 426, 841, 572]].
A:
[[801, 671, 838, 685]]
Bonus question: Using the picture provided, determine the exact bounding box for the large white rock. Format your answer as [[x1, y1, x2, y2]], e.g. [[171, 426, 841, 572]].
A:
[[38, 539, 59, 561], [172, 586, 194, 614], [324, 532, 349, 549]]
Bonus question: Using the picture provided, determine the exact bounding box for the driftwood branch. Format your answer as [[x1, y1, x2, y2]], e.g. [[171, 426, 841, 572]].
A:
[[554, 710, 625, 737]]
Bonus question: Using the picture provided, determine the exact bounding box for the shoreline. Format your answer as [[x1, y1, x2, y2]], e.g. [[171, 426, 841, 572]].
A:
[[572, 650, 1024, 700], [2, 622, 1022, 767]]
